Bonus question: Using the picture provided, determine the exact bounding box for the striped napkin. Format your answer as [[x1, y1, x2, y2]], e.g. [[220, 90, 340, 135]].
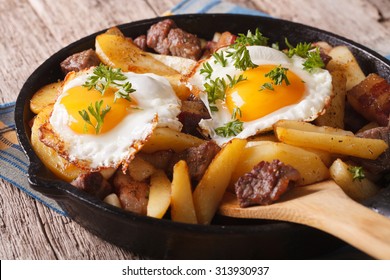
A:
[[1, 0, 389, 216]]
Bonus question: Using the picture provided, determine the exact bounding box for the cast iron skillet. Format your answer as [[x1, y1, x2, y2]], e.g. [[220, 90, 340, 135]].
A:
[[15, 14, 390, 259]]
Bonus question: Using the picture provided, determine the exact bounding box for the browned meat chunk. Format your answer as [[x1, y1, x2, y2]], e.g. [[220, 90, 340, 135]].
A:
[[235, 160, 301, 207], [60, 49, 101, 74], [178, 100, 211, 136], [169, 141, 221, 181], [167, 28, 202, 60], [71, 172, 112, 199], [146, 19, 202, 60], [113, 170, 149, 215], [354, 126, 390, 175], [138, 150, 175, 170], [347, 74, 390, 126], [146, 19, 176, 54], [133, 35, 147, 51]]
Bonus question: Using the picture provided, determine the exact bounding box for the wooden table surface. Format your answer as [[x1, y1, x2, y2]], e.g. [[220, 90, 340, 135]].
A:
[[1, 0, 389, 260]]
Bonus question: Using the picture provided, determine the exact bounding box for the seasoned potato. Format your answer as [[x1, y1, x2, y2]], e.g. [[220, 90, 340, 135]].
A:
[[147, 170, 171, 219], [142, 127, 205, 153], [193, 139, 247, 224], [103, 193, 122, 208], [30, 82, 61, 114], [127, 156, 155, 182], [327, 46, 366, 90], [274, 120, 388, 160], [95, 30, 178, 76], [330, 159, 379, 201], [31, 106, 84, 182], [150, 53, 196, 75], [230, 141, 330, 187], [170, 161, 197, 224], [314, 70, 347, 129]]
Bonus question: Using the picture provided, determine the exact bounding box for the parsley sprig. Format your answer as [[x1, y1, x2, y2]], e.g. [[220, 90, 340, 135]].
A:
[[226, 74, 247, 88], [83, 64, 135, 102], [200, 62, 213, 79], [212, 51, 227, 67], [260, 65, 290, 91], [226, 45, 257, 71], [348, 166, 365, 181], [235, 28, 269, 47], [284, 39, 324, 72], [78, 100, 111, 134], [204, 77, 227, 111], [215, 107, 244, 137]]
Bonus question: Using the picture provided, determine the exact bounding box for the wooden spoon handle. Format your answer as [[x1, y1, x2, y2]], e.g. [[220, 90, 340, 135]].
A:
[[302, 191, 390, 260]]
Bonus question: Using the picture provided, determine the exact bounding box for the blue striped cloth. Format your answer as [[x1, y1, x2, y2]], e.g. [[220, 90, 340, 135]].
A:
[[1, 0, 389, 216]]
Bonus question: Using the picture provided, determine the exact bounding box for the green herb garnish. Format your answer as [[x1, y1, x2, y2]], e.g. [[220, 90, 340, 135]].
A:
[[212, 51, 227, 67], [204, 77, 227, 111], [226, 45, 257, 71], [235, 28, 269, 47], [303, 48, 325, 72], [265, 65, 290, 86], [348, 166, 365, 181], [259, 82, 275, 91], [83, 64, 135, 102], [200, 61, 213, 79], [215, 119, 244, 137], [285, 38, 313, 58], [226, 74, 247, 88], [78, 100, 111, 134]]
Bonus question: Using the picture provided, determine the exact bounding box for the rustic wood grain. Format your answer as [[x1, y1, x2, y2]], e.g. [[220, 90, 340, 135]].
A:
[[0, 0, 389, 260]]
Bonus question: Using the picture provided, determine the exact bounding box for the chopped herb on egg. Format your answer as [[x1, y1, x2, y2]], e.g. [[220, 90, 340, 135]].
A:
[[226, 45, 257, 71], [232, 107, 242, 119], [259, 82, 274, 91], [204, 77, 227, 111], [215, 119, 244, 137], [348, 166, 365, 181], [212, 51, 227, 67], [78, 100, 111, 134], [265, 65, 290, 86], [303, 48, 325, 72], [227, 74, 247, 88], [284, 39, 324, 72], [83, 64, 135, 102], [200, 61, 213, 79], [235, 28, 269, 47]]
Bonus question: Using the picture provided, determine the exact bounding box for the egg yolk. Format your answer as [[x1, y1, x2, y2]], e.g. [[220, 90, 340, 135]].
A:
[[60, 86, 136, 134], [225, 65, 305, 121]]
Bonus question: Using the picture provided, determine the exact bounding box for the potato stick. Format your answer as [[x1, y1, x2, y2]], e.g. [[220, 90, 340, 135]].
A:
[[147, 170, 171, 219], [171, 161, 197, 224], [193, 138, 247, 225]]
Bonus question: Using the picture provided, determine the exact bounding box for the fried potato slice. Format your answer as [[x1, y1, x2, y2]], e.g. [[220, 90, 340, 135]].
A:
[[193, 138, 247, 225], [314, 70, 347, 129], [103, 193, 122, 208], [31, 106, 84, 182], [95, 30, 178, 76], [231, 141, 330, 187], [274, 120, 388, 160], [171, 161, 197, 224], [147, 169, 171, 219], [30, 82, 61, 114], [329, 159, 379, 201], [326, 46, 366, 90], [142, 127, 205, 153]]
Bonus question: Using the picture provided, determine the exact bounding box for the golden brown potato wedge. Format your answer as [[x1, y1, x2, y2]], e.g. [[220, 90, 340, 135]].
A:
[[314, 70, 347, 129], [30, 82, 61, 114], [326, 46, 366, 90], [170, 161, 197, 224], [329, 159, 379, 201], [31, 106, 84, 182], [274, 120, 388, 160], [142, 127, 205, 153], [95, 32, 178, 76], [193, 138, 247, 224], [230, 141, 330, 187], [147, 169, 171, 219]]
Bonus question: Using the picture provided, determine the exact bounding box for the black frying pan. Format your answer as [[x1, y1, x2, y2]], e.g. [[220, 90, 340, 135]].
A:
[[15, 14, 390, 259]]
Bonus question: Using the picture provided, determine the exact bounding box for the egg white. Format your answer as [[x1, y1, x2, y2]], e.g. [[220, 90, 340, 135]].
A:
[[50, 70, 182, 170], [187, 46, 333, 145]]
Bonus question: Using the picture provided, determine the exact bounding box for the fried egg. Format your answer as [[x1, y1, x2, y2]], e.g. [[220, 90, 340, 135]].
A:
[[48, 69, 182, 171], [186, 46, 333, 145]]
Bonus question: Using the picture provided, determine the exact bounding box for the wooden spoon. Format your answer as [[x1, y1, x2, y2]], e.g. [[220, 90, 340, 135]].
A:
[[219, 180, 390, 259]]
